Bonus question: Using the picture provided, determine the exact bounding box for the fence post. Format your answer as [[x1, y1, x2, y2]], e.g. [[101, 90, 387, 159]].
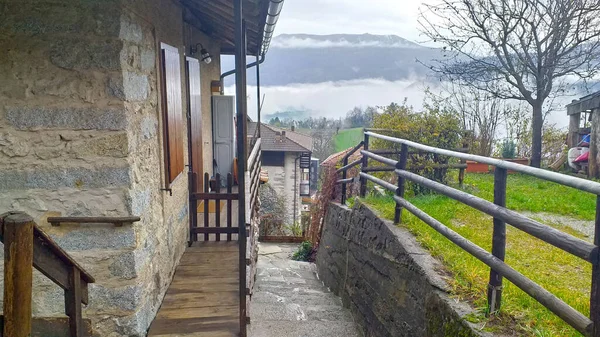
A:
[[487, 167, 507, 314], [459, 140, 468, 187], [359, 133, 370, 198], [341, 156, 348, 205], [188, 171, 198, 246], [2, 212, 34, 337], [591, 195, 600, 336], [394, 144, 409, 224], [65, 266, 83, 337]]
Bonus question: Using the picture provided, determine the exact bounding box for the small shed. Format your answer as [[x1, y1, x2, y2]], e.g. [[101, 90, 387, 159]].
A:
[[566, 92, 597, 176]]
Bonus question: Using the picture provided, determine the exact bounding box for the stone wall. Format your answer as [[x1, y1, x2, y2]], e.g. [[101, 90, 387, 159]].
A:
[[262, 152, 301, 227], [0, 0, 221, 335], [316, 202, 487, 337]]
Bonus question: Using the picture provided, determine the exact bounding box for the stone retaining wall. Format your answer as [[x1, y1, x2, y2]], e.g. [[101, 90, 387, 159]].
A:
[[316, 202, 487, 337]]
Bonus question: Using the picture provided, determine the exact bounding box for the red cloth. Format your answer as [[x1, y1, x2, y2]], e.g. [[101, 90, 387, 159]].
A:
[[574, 151, 589, 163]]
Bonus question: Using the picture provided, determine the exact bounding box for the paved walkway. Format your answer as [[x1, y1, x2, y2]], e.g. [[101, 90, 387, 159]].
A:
[[249, 243, 361, 337]]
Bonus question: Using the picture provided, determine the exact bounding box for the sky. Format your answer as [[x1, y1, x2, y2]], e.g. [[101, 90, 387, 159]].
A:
[[224, 0, 571, 128], [274, 0, 427, 43]]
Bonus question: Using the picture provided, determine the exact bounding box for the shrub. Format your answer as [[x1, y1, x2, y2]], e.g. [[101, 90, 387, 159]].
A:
[[292, 241, 314, 261], [500, 140, 517, 159], [371, 101, 463, 195]]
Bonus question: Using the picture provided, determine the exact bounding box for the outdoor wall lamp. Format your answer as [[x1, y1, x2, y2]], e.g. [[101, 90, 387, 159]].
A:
[[190, 43, 212, 64]]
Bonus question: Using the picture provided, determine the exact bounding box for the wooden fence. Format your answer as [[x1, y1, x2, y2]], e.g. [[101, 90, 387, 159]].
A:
[[334, 130, 600, 337], [0, 212, 95, 337], [187, 138, 262, 337]]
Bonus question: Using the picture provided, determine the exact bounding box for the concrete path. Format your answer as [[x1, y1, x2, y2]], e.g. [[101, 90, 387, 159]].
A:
[[248, 243, 362, 337]]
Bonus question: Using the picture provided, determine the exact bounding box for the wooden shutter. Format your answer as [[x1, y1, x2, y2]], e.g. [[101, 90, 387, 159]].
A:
[[186, 57, 203, 192], [160, 43, 184, 184]]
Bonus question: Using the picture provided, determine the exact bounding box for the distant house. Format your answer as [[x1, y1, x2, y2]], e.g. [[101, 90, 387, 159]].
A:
[[249, 123, 313, 227]]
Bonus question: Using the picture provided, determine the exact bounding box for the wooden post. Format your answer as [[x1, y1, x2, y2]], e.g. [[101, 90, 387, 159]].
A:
[[394, 144, 409, 224], [591, 195, 600, 336], [215, 173, 221, 242], [359, 133, 370, 198], [227, 173, 233, 242], [590, 109, 600, 178], [188, 171, 198, 246], [568, 112, 581, 148], [3, 212, 34, 337], [65, 266, 83, 337], [341, 156, 348, 205], [202, 173, 210, 241], [459, 140, 468, 187], [487, 167, 507, 314]]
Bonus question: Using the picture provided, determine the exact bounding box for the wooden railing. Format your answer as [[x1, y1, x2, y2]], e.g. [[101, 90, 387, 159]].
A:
[[186, 137, 262, 337], [188, 172, 242, 243], [333, 130, 600, 337], [0, 212, 95, 337]]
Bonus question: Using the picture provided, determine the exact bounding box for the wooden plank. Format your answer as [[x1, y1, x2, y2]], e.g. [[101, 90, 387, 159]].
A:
[[191, 227, 241, 234], [166, 282, 238, 294], [2, 213, 34, 337], [187, 242, 239, 252], [178, 252, 238, 266], [204, 173, 210, 241], [148, 316, 239, 336], [155, 306, 238, 320], [227, 174, 233, 241], [47, 216, 140, 227], [215, 174, 221, 242], [173, 267, 238, 278], [192, 193, 239, 201], [161, 292, 239, 309]]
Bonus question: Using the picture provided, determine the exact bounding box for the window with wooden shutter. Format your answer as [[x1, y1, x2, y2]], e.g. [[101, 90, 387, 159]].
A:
[[160, 43, 184, 184]]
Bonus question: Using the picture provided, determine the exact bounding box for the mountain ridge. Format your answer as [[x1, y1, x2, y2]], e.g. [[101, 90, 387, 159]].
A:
[[222, 33, 441, 86]]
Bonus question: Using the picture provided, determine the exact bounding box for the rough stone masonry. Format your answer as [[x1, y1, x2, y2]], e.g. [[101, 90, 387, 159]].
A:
[[0, 0, 221, 335], [316, 201, 489, 337]]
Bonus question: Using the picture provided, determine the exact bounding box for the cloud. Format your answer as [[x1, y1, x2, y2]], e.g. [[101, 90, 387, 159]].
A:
[[270, 36, 422, 49], [225, 78, 572, 129]]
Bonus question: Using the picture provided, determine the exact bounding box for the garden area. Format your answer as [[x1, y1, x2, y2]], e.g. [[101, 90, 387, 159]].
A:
[[362, 173, 596, 336]]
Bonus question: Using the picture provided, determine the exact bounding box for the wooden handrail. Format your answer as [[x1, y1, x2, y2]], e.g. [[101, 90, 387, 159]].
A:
[[0, 212, 94, 337], [47, 216, 140, 227]]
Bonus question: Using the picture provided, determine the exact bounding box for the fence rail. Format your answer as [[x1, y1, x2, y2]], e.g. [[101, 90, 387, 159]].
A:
[[332, 130, 600, 337]]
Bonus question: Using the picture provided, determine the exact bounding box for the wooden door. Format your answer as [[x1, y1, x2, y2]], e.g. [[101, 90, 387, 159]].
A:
[[186, 57, 203, 192], [212, 96, 235, 186]]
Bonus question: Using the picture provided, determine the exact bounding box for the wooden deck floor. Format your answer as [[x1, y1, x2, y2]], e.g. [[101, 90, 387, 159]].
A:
[[148, 241, 240, 337]]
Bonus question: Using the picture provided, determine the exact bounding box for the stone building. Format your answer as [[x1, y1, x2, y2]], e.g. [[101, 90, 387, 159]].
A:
[[249, 123, 313, 230], [0, 0, 280, 335]]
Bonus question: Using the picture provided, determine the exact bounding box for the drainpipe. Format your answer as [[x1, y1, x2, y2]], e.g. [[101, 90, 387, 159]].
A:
[[220, 55, 266, 94]]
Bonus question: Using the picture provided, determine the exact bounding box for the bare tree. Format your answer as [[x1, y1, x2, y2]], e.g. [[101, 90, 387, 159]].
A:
[[311, 130, 334, 161], [419, 0, 600, 167], [428, 84, 512, 156]]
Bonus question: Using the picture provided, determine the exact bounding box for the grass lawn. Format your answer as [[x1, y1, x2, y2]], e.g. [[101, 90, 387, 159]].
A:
[[362, 173, 596, 336], [333, 128, 364, 152]]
